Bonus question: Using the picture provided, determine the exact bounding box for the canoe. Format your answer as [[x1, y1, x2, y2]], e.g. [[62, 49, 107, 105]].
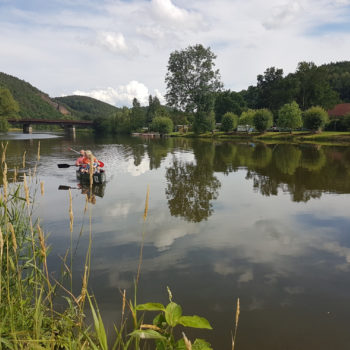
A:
[[76, 169, 106, 184]]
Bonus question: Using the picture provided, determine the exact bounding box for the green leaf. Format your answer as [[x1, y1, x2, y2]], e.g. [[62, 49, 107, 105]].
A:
[[165, 302, 182, 327], [129, 329, 167, 340], [136, 303, 165, 311], [175, 339, 187, 350], [153, 312, 167, 328], [193, 339, 213, 350], [179, 316, 213, 329]]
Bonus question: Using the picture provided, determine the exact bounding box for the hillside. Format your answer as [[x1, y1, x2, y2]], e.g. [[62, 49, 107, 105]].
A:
[[54, 95, 119, 120], [0, 72, 70, 119]]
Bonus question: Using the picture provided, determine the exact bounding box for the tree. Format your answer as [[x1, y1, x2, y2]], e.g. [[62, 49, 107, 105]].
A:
[[303, 106, 329, 132], [253, 109, 273, 133], [0, 88, 19, 132], [295, 61, 339, 110], [165, 44, 223, 113], [146, 95, 161, 125], [150, 116, 173, 135], [221, 112, 238, 132], [193, 110, 215, 134], [277, 101, 302, 133], [214, 90, 246, 122], [239, 109, 255, 125], [130, 98, 145, 131]]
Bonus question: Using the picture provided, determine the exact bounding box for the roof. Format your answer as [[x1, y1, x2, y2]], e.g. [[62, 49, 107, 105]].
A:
[[328, 103, 350, 117]]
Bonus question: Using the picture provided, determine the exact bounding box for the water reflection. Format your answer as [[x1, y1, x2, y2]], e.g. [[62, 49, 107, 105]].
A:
[[165, 141, 221, 222]]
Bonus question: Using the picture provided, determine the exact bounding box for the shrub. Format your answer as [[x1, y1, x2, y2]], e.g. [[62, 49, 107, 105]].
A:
[[150, 116, 174, 134], [221, 112, 238, 132], [277, 101, 302, 132], [253, 109, 273, 133], [303, 106, 329, 132]]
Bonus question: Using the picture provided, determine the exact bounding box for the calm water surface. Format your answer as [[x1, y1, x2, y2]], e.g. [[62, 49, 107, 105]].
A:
[[1, 132, 350, 349]]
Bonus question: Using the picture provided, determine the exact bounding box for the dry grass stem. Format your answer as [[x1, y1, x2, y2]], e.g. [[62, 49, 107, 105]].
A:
[[37, 141, 40, 161], [122, 289, 126, 320], [0, 227, 4, 261], [79, 265, 88, 305], [40, 181, 44, 196], [1, 142, 7, 164], [232, 298, 240, 350], [143, 185, 150, 221], [2, 162, 8, 201], [69, 189, 74, 233], [140, 324, 161, 331], [182, 332, 192, 350], [23, 173, 30, 207], [13, 167, 17, 183], [22, 150, 26, 168], [37, 224, 46, 258], [8, 223, 17, 253]]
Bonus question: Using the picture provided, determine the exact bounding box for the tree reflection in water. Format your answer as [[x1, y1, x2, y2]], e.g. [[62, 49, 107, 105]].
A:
[[165, 159, 221, 222]]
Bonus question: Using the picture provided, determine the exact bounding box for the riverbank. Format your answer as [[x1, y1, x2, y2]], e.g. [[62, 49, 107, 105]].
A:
[[169, 131, 350, 144]]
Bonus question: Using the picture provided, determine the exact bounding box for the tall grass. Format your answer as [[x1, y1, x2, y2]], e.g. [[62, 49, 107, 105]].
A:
[[0, 143, 224, 350]]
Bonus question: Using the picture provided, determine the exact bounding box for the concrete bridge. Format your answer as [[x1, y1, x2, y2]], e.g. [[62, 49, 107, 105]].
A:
[[7, 118, 93, 136]]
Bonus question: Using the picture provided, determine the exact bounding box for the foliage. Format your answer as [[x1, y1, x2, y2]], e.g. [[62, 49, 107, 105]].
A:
[[130, 98, 146, 131], [277, 101, 303, 132], [0, 72, 67, 120], [214, 90, 246, 122], [132, 289, 213, 349], [295, 61, 339, 110], [253, 109, 273, 133], [256, 67, 298, 116], [221, 112, 238, 132], [303, 106, 329, 131], [110, 107, 132, 134], [323, 61, 350, 102], [56, 95, 119, 121], [0, 117, 9, 132], [239, 109, 255, 127], [193, 110, 215, 134], [150, 116, 174, 134], [165, 44, 222, 113], [146, 95, 162, 125]]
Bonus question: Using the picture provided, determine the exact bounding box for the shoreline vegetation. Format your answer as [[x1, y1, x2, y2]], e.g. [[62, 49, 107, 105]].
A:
[[0, 142, 232, 350], [167, 131, 350, 145]]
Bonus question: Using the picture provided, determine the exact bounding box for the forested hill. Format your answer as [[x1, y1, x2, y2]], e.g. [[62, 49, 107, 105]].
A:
[[54, 95, 119, 121], [0, 72, 70, 119]]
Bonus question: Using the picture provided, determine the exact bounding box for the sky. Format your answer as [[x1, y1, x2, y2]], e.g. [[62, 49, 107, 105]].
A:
[[1, 0, 350, 107]]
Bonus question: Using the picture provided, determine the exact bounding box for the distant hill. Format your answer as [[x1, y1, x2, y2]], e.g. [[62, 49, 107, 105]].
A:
[[54, 95, 119, 121], [0, 72, 70, 119]]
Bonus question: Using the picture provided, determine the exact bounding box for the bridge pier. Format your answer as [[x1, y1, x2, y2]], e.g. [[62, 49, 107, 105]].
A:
[[23, 124, 32, 134], [64, 125, 76, 138]]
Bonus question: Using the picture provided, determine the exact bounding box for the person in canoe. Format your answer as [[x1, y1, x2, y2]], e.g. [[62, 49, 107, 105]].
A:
[[81, 150, 100, 174], [76, 149, 86, 166]]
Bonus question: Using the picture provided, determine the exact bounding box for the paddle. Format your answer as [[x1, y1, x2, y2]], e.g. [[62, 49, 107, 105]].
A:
[[57, 164, 76, 168], [58, 185, 79, 190]]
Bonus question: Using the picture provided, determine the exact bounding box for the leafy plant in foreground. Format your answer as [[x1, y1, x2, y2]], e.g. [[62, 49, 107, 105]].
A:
[[131, 288, 213, 349]]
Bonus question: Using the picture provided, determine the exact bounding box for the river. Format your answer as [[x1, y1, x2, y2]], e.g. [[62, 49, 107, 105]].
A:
[[1, 131, 350, 349]]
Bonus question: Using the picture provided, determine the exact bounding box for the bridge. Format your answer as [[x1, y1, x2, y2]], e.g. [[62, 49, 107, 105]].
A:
[[7, 118, 94, 135]]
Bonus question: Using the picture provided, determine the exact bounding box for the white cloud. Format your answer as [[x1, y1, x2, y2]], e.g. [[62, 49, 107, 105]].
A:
[[73, 80, 164, 107], [97, 32, 132, 54]]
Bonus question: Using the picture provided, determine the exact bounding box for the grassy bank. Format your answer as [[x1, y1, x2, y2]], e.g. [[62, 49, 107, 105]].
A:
[[0, 143, 223, 349], [169, 131, 350, 144]]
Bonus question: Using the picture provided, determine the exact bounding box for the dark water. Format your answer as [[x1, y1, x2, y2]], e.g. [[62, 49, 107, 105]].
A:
[[1, 132, 350, 349]]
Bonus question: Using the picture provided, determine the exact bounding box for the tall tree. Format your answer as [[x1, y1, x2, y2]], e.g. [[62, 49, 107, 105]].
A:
[[146, 95, 161, 125], [130, 97, 145, 131], [214, 90, 246, 123], [165, 44, 223, 113], [295, 61, 339, 110]]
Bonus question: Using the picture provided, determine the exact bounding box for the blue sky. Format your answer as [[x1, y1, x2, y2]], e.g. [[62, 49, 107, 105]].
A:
[[1, 0, 350, 106]]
